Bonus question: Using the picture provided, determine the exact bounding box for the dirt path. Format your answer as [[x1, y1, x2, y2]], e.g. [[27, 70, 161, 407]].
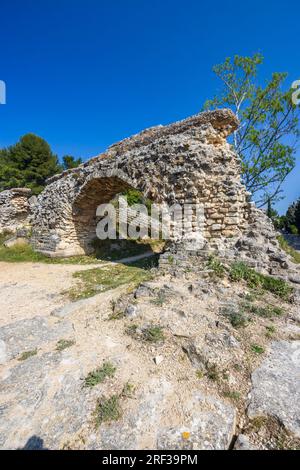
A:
[[0, 251, 154, 327], [0, 262, 87, 326], [0, 257, 299, 450]]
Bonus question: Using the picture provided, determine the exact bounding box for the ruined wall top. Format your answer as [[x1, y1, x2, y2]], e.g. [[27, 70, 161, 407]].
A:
[[47, 109, 239, 184]]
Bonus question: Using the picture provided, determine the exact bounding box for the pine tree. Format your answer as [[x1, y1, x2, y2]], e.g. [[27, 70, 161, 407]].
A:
[[0, 134, 62, 194], [62, 155, 82, 170]]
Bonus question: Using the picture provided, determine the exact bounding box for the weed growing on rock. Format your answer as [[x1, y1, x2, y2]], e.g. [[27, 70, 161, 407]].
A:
[[18, 349, 37, 361], [95, 394, 122, 425], [265, 325, 276, 338], [94, 381, 136, 426], [205, 363, 219, 381], [125, 324, 138, 337], [196, 370, 204, 379], [221, 305, 248, 328], [246, 304, 284, 318], [121, 382, 135, 398], [251, 343, 265, 354], [223, 390, 241, 402], [56, 339, 75, 351], [151, 290, 168, 307], [84, 361, 116, 387], [126, 323, 165, 344], [207, 256, 225, 278], [143, 325, 165, 343], [108, 299, 125, 320]]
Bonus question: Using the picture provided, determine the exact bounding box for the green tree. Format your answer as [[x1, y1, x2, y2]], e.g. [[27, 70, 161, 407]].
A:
[[0, 134, 61, 194], [286, 198, 300, 232], [204, 54, 299, 207], [62, 155, 82, 170]]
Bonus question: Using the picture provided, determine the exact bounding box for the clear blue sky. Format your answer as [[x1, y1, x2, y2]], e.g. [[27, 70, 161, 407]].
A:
[[0, 0, 299, 213]]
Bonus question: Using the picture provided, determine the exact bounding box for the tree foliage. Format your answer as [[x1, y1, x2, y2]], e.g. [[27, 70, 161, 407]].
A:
[[286, 198, 300, 232], [204, 54, 299, 207], [0, 134, 61, 194], [62, 155, 82, 170]]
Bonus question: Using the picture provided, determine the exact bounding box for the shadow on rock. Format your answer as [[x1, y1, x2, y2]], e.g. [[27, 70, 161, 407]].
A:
[[20, 435, 48, 450]]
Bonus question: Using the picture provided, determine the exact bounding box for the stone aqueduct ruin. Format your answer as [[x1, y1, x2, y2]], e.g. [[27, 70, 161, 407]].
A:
[[1, 109, 257, 258]]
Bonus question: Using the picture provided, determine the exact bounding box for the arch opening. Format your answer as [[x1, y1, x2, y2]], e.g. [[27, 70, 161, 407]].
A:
[[72, 176, 165, 260]]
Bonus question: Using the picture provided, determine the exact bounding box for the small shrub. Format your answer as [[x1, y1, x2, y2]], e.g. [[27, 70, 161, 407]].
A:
[[230, 311, 248, 328], [18, 349, 37, 361], [245, 303, 284, 318], [56, 339, 75, 351], [289, 224, 299, 235], [108, 309, 125, 321], [230, 261, 253, 282], [168, 255, 174, 264], [207, 256, 225, 278], [151, 290, 168, 307], [266, 325, 276, 334], [125, 324, 138, 337], [260, 276, 292, 300], [221, 305, 248, 328], [244, 292, 256, 302], [142, 325, 165, 343], [265, 325, 276, 338], [121, 382, 135, 398], [251, 343, 265, 354], [126, 324, 165, 343], [108, 299, 125, 320], [95, 394, 121, 425], [223, 390, 241, 401], [205, 363, 219, 381], [84, 361, 116, 387]]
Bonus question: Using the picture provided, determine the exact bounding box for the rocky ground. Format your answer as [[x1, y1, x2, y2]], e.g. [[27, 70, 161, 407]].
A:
[[0, 257, 299, 450]]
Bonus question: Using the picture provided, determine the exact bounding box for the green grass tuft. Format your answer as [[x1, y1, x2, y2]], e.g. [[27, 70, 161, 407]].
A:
[[18, 349, 37, 361], [230, 261, 293, 300], [205, 363, 220, 381], [142, 325, 165, 343], [221, 305, 248, 328], [84, 361, 116, 387], [126, 323, 165, 343], [95, 394, 122, 425], [247, 304, 284, 318], [223, 390, 241, 401], [56, 339, 75, 351], [206, 256, 225, 278], [251, 343, 265, 354], [67, 263, 153, 301]]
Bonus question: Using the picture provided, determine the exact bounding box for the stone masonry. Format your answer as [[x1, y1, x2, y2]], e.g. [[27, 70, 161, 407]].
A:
[[0, 188, 32, 234], [27, 109, 254, 257]]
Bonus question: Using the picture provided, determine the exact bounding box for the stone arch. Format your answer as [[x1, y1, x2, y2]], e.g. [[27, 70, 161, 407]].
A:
[[30, 109, 249, 258], [72, 173, 147, 254]]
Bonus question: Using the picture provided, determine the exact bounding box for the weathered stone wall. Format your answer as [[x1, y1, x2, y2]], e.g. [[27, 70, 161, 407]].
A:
[[0, 188, 32, 234], [30, 109, 253, 257]]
